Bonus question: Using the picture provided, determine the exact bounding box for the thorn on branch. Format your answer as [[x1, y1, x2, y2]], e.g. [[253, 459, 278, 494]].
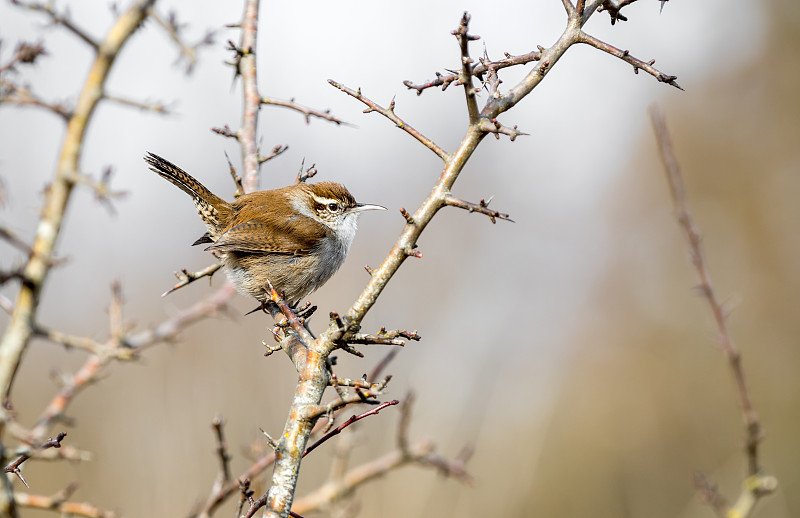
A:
[[399, 207, 415, 225], [295, 158, 318, 184], [258, 428, 279, 451], [364, 265, 374, 276], [224, 151, 244, 197]]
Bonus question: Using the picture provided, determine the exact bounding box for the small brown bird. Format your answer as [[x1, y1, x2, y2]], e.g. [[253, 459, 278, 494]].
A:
[[144, 152, 385, 307]]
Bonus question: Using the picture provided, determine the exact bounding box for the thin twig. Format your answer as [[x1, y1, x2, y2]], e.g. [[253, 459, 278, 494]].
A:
[[303, 400, 399, 458], [4, 432, 66, 487], [650, 105, 777, 517], [327, 81, 449, 162], [10, 0, 99, 48], [650, 106, 762, 474], [443, 194, 514, 223], [578, 32, 683, 90], [403, 50, 542, 95], [161, 263, 222, 297], [102, 93, 170, 114], [261, 96, 350, 126]]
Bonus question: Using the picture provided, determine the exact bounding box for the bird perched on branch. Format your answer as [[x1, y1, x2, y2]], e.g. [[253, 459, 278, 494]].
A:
[[144, 152, 385, 310]]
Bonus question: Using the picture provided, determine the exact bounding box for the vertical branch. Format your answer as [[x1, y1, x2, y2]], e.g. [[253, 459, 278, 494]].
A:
[[239, 0, 261, 191], [649, 106, 763, 475], [453, 12, 480, 123]]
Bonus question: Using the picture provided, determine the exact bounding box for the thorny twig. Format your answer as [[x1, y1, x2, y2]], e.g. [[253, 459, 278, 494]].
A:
[[650, 106, 776, 517], [261, 96, 350, 126], [3, 432, 66, 488], [303, 400, 399, 458]]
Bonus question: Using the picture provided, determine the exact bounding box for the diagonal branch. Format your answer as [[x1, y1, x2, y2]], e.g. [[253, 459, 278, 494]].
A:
[[578, 31, 682, 90], [161, 263, 222, 297], [10, 0, 99, 49], [327, 81, 449, 161], [0, 81, 71, 119]]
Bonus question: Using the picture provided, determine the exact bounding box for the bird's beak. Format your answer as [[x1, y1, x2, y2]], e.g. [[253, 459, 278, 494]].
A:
[[350, 203, 387, 213]]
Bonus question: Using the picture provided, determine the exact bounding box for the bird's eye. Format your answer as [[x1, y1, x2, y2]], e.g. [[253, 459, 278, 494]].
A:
[[327, 203, 339, 212]]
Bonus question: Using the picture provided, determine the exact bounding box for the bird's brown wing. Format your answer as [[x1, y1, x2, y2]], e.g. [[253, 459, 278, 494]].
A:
[[205, 216, 327, 255]]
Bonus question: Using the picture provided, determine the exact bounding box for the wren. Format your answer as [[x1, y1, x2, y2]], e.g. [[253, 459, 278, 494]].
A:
[[144, 152, 385, 307]]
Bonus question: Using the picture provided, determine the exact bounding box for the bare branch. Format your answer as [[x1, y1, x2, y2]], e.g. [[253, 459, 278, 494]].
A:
[[0, 227, 33, 257], [10, 0, 99, 48], [650, 106, 777, 516], [443, 194, 514, 223], [261, 96, 350, 126], [0, 41, 47, 74], [4, 432, 67, 487], [403, 50, 542, 95], [303, 400, 399, 458], [327, 80, 449, 161], [210, 124, 240, 140], [0, 81, 71, 119], [147, 8, 215, 74], [102, 92, 170, 114], [258, 144, 288, 165], [161, 263, 222, 297], [452, 12, 480, 123], [15, 485, 117, 518], [578, 31, 682, 90]]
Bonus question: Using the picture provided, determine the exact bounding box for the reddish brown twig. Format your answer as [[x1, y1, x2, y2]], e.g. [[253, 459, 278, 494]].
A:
[[266, 281, 315, 346], [4, 432, 66, 487], [303, 400, 399, 458]]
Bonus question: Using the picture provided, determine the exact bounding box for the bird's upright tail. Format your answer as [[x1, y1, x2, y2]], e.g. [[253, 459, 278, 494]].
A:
[[144, 152, 231, 238]]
